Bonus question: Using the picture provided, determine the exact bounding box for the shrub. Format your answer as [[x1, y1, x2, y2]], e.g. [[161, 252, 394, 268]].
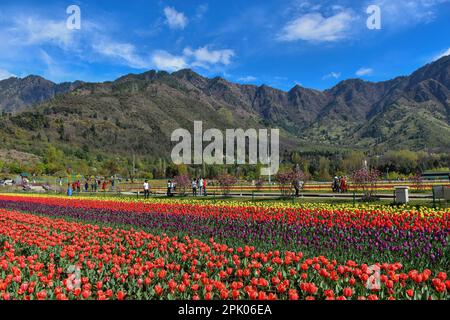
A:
[[217, 173, 237, 196], [275, 169, 307, 197], [351, 167, 381, 200], [173, 174, 190, 196]]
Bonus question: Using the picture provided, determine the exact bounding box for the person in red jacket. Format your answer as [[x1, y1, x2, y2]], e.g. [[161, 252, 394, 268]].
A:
[[203, 179, 207, 196], [340, 176, 348, 193]]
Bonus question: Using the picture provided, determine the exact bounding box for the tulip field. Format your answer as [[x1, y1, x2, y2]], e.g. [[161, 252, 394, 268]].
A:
[[0, 194, 448, 300]]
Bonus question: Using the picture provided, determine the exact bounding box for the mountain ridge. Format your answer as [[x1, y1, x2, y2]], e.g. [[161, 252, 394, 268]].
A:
[[3, 54, 449, 113], [0, 55, 449, 164]]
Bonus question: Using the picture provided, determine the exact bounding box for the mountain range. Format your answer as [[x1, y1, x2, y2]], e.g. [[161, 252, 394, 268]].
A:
[[0, 55, 449, 164]]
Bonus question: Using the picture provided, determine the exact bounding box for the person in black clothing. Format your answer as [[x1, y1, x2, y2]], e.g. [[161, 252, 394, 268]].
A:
[[192, 179, 197, 196], [293, 180, 300, 197], [167, 180, 173, 197]]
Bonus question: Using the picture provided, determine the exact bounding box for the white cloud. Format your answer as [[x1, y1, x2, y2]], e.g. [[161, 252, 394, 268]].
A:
[[164, 7, 188, 30], [91, 41, 234, 72], [93, 40, 151, 69], [238, 76, 257, 82], [0, 11, 233, 75], [6, 16, 76, 49], [356, 67, 373, 76], [151, 46, 235, 72], [432, 48, 450, 61], [322, 71, 341, 80], [278, 10, 354, 42], [0, 69, 16, 80], [152, 51, 187, 71], [0, 14, 102, 60], [183, 46, 234, 67]]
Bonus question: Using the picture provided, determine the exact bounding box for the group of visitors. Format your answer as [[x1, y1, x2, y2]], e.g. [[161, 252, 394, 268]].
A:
[[141, 178, 208, 198], [192, 178, 207, 196], [167, 180, 175, 197], [332, 176, 348, 193], [67, 178, 115, 196], [142, 179, 177, 198]]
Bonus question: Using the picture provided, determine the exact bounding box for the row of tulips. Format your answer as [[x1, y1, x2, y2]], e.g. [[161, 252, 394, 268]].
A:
[[5, 192, 450, 212], [0, 194, 448, 271], [0, 209, 448, 300]]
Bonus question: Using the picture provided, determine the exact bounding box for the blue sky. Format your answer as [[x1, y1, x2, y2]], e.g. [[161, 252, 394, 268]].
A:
[[0, 0, 449, 90]]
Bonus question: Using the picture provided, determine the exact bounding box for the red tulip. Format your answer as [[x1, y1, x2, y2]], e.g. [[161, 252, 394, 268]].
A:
[[406, 289, 414, 298], [154, 285, 163, 296], [117, 291, 126, 300], [343, 287, 352, 297]]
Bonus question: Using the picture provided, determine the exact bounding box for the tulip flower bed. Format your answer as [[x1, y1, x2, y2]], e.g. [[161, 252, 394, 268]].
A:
[[0, 194, 448, 300], [0, 209, 449, 300], [0, 194, 448, 269]]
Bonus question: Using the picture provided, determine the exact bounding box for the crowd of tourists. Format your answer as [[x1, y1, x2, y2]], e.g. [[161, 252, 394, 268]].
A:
[[66, 177, 116, 196], [141, 177, 208, 198], [64, 175, 349, 198], [191, 178, 207, 196]]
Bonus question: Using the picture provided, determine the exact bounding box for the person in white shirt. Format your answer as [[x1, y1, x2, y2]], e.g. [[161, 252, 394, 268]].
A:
[[199, 178, 204, 196], [143, 180, 150, 199], [167, 180, 173, 197]]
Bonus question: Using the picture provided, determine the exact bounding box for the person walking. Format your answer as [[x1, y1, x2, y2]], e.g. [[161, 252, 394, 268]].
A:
[[293, 180, 300, 197], [167, 180, 173, 197], [84, 181, 89, 192], [199, 178, 204, 196], [143, 180, 150, 199], [67, 183, 73, 197], [332, 176, 339, 193], [192, 179, 197, 196], [340, 176, 347, 193], [203, 178, 207, 196]]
